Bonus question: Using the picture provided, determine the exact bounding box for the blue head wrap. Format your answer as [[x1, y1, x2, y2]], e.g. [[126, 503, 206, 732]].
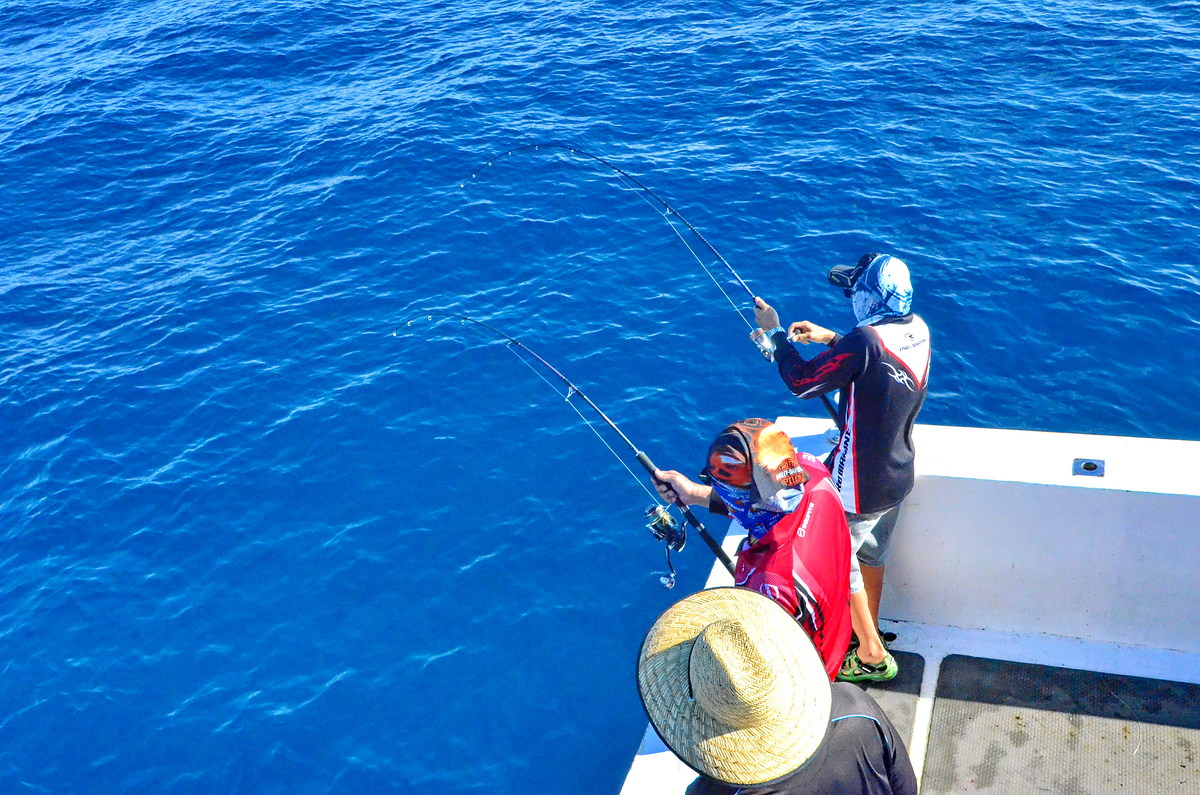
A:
[[851, 254, 913, 327]]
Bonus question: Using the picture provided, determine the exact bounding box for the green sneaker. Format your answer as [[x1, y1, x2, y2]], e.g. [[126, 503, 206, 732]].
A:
[[836, 648, 899, 683]]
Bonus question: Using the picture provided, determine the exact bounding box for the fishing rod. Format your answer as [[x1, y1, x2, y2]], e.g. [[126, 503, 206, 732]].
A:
[[401, 312, 736, 587], [463, 142, 840, 424]]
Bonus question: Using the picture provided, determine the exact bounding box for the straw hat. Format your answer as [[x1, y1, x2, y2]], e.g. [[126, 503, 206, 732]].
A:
[[636, 587, 832, 786]]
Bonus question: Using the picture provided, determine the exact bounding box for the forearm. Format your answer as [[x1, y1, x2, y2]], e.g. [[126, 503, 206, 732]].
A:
[[772, 330, 853, 400]]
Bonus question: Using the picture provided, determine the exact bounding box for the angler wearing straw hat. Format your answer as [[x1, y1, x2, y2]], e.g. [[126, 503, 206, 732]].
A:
[[652, 418, 853, 681], [638, 587, 917, 794], [751, 253, 931, 685]]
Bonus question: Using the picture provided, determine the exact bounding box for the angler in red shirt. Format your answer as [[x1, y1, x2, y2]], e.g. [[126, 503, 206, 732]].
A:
[[653, 418, 852, 680]]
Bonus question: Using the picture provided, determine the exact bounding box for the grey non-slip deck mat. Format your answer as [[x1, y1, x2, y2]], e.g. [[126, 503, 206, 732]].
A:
[[858, 650, 925, 748], [921, 654, 1200, 793]]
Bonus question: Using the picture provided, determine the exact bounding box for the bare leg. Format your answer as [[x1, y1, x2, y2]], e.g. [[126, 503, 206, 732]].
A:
[[862, 563, 885, 628], [849, 589, 887, 665]]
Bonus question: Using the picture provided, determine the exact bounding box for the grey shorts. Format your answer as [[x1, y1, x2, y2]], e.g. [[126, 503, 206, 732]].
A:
[[847, 504, 902, 594]]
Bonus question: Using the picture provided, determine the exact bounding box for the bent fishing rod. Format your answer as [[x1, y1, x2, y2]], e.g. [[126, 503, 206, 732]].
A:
[[463, 142, 840, 425], [401, 312, 735, 586]]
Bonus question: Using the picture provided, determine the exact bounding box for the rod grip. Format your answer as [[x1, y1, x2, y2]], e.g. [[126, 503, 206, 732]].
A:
[[680, 506, 736, 576]]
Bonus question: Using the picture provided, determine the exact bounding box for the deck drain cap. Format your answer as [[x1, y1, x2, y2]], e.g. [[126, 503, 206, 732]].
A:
[[1072, 458, 1104, 477]]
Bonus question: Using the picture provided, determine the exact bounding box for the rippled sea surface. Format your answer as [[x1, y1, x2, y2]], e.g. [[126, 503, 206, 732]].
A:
[[3, 1, 1198, 792]]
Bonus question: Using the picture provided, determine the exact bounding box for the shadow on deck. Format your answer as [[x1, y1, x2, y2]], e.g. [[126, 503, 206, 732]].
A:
[[863, 653, 1200, 793]]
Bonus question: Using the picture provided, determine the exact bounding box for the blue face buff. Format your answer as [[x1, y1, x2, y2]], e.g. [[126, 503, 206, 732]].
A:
[[850, 254, 913, 327], [709, 478, 786, 542]]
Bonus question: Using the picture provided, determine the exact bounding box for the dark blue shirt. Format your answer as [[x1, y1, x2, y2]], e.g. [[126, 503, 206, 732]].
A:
[[770, 315, 931, 514], [685, 683, 918, 795]]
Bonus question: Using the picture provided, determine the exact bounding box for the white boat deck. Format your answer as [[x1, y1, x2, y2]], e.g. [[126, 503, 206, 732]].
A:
[[621, 420, 1200, 793]]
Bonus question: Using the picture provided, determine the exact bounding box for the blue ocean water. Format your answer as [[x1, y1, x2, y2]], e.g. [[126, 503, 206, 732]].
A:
[[3, 0, 1198, 791]]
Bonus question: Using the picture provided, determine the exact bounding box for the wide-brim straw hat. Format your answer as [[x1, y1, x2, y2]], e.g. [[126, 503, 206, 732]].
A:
[[637, 587, 832, 786]]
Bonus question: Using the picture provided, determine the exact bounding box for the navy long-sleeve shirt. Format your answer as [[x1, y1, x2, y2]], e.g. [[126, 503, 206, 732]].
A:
[[771, 315, 931, 515]]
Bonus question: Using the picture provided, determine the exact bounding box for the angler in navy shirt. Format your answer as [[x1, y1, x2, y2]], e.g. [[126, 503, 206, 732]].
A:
[[637, 588, 917, 795], [753, 254, 931, 684], [686, 683, 918, 795]]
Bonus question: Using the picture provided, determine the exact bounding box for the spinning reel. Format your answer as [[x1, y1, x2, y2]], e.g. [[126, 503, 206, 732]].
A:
[[749, 327, 776, 362], [645, 504, 686, 589]]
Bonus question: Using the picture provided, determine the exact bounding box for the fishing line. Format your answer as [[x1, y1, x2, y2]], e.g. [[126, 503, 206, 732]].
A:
[[463, 143, 755, 317], [400, 311, 736, 585], [504, 345, 661, 506], [463, 142, 840, 424], [512, 356, 688, 586]]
